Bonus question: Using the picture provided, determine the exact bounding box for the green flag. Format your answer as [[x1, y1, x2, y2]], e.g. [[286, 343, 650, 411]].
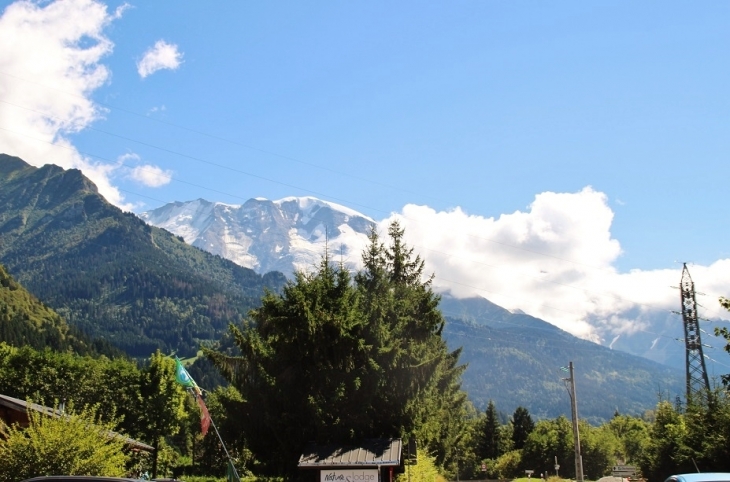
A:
[[227, 459, 241, 482], [175, 357, 197, 389]]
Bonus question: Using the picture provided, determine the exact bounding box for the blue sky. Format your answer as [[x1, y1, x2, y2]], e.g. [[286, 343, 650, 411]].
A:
[[2, 0, 730, 346]]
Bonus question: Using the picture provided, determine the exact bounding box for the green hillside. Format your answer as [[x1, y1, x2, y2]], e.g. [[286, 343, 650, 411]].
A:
[[0, 154, 286, 357], [440, 295, 684, 423], [0, 263, 119, 356]]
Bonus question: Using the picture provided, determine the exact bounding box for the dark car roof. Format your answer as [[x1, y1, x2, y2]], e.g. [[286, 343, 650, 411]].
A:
[[21, 477, 142, 482], [665, 474, 730, 482]]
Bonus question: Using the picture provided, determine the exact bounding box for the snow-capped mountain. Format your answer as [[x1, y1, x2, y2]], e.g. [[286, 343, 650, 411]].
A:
[[139, 196, 712, 373], [139, 197, 375, 277]]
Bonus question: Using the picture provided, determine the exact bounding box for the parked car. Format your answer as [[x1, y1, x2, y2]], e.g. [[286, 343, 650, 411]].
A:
[[665, 474, 730, 482]]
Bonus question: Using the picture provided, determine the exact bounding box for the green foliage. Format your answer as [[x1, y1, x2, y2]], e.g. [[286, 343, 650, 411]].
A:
[[440, 296, 684, 423], [138, 350, 188, 478], [356, 222, 469, 469], [639, 400, 692, 481], [492, 450, 522, 479], [579, 421, 620, 480], [0, 402, 128, 481], [606, 413, 650, 464], [192, 386, 257, 477], [206, 221, 468, 475], [395, 450, 447, 482], [0, 264, 120, 356], [0, 342, 144, 435], [479, 400, 502, 459], [512, 406, 535, 450], [521, 416, 574, 478]]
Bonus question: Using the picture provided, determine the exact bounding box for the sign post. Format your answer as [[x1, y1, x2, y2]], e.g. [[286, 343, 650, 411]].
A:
[[612, 466, 637, 478]]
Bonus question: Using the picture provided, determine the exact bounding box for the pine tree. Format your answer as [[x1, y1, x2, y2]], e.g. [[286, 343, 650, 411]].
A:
[[480, 400, 501, 459], [512, 406, 535, 450], [206, 221, 468, 474]]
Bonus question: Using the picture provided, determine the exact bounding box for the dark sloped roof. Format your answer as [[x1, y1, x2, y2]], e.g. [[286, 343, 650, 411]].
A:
[[0, 393, 61, 417], [298, 438, 402, 468], [0, 394, 154, 452]]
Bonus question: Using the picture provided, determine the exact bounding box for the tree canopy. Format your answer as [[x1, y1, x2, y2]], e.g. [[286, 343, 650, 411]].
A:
[[206, 221, 468, 474]]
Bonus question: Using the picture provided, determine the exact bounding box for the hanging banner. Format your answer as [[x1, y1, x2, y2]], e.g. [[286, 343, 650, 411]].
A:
[[321, 469, 379, 482]]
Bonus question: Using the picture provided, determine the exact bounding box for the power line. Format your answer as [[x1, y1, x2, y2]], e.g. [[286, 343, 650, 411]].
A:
[[4, 121, 730, 334], [0, 78, 628, 275], [2, 86, 729, 327]]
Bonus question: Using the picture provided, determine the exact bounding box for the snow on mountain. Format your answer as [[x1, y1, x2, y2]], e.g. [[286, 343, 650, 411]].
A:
[[139, 197, 374, 277], [139, 196, 700, 371]]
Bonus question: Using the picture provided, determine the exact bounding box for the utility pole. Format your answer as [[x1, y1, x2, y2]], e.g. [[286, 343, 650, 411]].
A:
[[563, 362, 584, 482]]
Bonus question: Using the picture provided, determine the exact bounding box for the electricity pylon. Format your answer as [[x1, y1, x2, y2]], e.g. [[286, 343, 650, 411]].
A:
[[679, 263, 710, 401]]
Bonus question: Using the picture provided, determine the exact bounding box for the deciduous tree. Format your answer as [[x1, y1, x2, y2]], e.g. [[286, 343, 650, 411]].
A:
[[138, 350, 187, 478], [0, 403, 128, 481]]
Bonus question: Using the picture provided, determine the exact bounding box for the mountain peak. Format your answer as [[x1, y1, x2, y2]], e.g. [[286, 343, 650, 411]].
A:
[[140, 196, 374, 276]]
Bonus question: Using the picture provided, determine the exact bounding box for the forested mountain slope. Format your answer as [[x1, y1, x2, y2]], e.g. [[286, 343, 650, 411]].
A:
[[0, 154, 286, 357], [440, 294, 684, 423], [0, 263, 120, 356]]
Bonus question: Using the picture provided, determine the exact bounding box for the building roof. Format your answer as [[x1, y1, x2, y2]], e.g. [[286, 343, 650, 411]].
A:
[[0, 394, 154, 452], [298, 438, 402, 469], [0, 393, 63, 416]]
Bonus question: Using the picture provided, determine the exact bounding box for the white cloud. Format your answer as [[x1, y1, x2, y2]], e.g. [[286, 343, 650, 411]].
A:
[[137, 40, 183, 78], [0, 0, 131, 207], [147, 105, 166, 115], [380, 187, 730, 342], [129, 164, 172, 187], [118, 152, 172, 187]]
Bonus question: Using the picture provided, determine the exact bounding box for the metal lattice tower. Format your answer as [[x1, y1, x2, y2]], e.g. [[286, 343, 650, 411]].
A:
[[679, 263, 710, 401]]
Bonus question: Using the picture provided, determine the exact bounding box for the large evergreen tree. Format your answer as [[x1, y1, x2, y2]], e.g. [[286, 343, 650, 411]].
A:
[[206, 221, 468, 474], [480, 400, 501, 460], [512, 406, 535, 450]]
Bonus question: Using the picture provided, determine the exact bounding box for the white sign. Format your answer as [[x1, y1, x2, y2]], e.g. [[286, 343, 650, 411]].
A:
[[321, 470, 379, 482], [612, 466, 637, 477]]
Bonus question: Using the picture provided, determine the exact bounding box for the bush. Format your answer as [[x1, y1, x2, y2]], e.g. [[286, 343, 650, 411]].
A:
[[0, 402, 128, 481]]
